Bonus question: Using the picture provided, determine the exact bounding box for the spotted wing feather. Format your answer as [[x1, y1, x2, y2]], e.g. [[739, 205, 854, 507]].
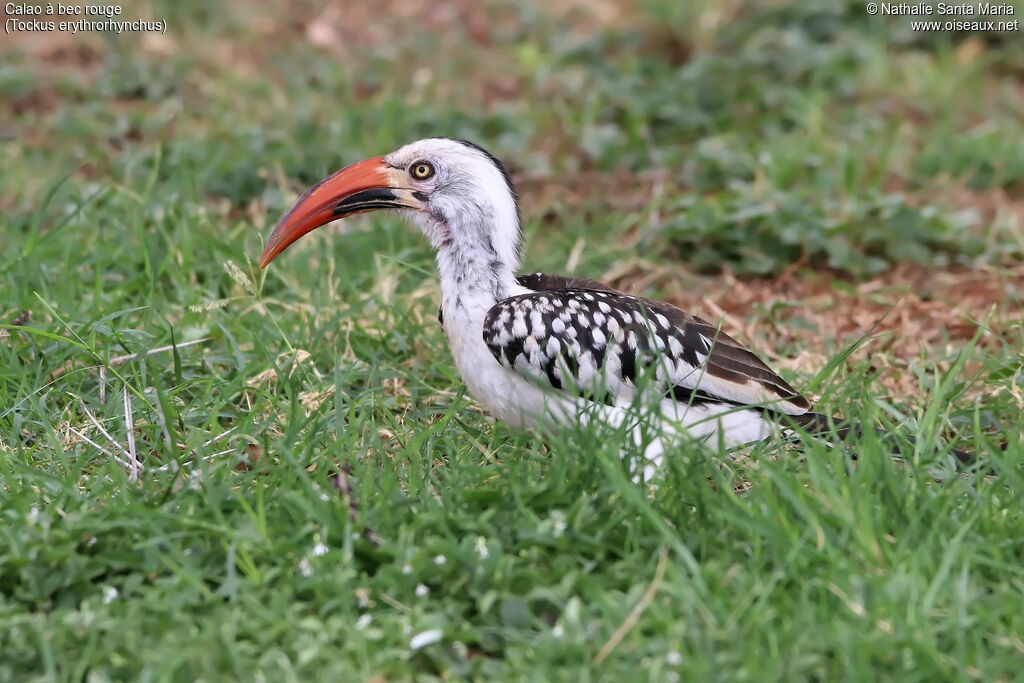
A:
[[482, 287, 811, 415]]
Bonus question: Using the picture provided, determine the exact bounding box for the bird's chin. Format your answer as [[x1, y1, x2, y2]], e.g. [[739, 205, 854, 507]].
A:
[[408, 211, 453, 250]]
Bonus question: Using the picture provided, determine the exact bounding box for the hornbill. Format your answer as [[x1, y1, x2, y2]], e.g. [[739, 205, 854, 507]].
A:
[[259, 137, 974, 479]]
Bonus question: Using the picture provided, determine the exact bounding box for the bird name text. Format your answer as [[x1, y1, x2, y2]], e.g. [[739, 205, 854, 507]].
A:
[[3, 3, 166, 34]]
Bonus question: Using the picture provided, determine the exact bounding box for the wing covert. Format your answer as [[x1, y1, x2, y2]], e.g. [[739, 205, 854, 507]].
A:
[[482, 288, 811, 415]]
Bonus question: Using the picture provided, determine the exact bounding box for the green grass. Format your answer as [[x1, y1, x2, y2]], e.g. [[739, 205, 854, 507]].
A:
[[2, 0, 1023, 679]]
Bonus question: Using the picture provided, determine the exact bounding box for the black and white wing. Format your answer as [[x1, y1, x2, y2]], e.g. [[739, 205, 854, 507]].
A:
[[482, 277, 811, 416]]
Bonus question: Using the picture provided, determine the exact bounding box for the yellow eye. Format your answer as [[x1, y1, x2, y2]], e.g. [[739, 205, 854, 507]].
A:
[[411, 161, 435, 180]]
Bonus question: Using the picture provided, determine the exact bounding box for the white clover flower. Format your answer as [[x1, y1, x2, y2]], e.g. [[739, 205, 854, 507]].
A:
[[415, 584, 429, 597], [312, 542, 329, 557], [103, 586, 119, 604], [298, 557, 313, 577], [433, 554, 447, 565], [402, 564, 413, 575], [546, 510, 567, 538], [355, 614, 372, 630], [552, 518, 567, 538], [666, 651, 683, 666]]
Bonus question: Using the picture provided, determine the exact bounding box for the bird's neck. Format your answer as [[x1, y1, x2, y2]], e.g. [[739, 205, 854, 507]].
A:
[[426, 194, 523, 322], [436, 236, 518, 319]]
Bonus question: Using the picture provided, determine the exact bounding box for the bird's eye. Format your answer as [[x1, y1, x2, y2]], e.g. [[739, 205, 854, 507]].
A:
[[410, 161, 435, 180]]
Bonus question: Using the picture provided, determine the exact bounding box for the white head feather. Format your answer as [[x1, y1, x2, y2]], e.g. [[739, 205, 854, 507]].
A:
[[385, 138, 523, 295]]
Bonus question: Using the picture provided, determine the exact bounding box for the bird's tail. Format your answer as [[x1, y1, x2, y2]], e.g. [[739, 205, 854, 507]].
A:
[[783, 412, 977, 468]]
